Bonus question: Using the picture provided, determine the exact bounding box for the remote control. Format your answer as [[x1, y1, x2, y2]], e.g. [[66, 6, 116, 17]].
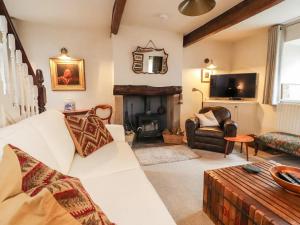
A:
[[286, 172, 300, 185], [278, 172, 297, 184], [242, 165, 261, 174]]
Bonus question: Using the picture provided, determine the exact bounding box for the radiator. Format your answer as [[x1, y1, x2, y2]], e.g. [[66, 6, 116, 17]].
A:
[[277, 103, 300, 135]]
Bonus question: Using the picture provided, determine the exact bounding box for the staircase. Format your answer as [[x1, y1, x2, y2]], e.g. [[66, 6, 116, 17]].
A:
[[0, 0, 46, 127]]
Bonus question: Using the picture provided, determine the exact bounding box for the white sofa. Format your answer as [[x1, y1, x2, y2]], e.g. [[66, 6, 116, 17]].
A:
[[0, 110, 176, 225]]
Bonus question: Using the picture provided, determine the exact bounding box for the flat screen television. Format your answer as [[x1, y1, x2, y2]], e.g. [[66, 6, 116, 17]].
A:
[[210, 73, 257, 99]]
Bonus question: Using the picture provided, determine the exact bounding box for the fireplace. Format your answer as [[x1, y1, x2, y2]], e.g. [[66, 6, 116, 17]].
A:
[[113, 85, 182, 142]]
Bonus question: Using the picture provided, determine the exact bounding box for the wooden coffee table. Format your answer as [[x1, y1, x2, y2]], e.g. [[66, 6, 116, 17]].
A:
[[224, 135, 254, 161], [203, 161, 300, 225]]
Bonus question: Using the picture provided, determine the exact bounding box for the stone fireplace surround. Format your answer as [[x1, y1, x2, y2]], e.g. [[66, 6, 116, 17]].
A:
[[113, 85, 182, 132]]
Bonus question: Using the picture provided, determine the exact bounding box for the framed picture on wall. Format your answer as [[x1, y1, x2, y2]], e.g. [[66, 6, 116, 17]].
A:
[[49, 58, 85, 91], [201, 69, 213, 83]]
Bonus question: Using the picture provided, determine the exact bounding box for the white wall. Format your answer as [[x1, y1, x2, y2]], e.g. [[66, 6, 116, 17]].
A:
[[231, 29, 278, 133], [181, 39, 233, 129], [112, 25, 183, 86], [15, 20, 114, 111]]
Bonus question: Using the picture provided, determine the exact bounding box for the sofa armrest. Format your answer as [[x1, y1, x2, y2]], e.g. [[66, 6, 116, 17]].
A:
[[105, 124, 125, 142], [223, 119, 238, 137]]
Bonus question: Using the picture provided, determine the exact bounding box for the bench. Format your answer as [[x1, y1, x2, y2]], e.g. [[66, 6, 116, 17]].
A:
[[254, 132, 300, 157]]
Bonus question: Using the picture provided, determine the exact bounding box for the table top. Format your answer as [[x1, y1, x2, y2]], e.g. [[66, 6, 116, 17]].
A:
[[224, 135, 254, 143], [205, 161, 300, 225]]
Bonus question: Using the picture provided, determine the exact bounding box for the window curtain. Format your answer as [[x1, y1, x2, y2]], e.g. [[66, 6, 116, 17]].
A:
[[263, 25, 285, 105]]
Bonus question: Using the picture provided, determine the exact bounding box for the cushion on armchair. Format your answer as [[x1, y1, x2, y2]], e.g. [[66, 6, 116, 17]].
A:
[[195, 110, 219, 127]]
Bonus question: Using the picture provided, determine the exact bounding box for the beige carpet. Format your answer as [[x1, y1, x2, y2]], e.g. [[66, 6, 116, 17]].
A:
[[134, 145, 200, 166], [140, 146, 265, 225]]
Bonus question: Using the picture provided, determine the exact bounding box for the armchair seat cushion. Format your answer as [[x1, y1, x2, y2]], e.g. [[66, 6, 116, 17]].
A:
[[195, 126, 224, 139]]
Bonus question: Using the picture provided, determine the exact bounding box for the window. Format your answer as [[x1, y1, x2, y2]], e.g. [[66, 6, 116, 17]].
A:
[[280, 38, 300, 102]]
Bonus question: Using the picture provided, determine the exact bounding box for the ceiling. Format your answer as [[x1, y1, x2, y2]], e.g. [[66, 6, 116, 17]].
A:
[[4, 0, 114, 29], [211, 0, 300, 42], [4, 0, 300, 42]]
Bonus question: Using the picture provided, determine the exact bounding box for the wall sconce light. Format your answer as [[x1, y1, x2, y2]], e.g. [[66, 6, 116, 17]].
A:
[[204, 58, 217, 70], [59, 47, 71, 60]]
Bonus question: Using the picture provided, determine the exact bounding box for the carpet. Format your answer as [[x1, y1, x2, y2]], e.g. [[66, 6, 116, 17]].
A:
[[142, 146, 263, 225], [134, 145, 200, 166]]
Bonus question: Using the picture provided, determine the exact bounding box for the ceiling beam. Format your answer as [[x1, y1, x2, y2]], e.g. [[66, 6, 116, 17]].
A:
[[111, 0, 127, 35], [183, 0, 284, 47]]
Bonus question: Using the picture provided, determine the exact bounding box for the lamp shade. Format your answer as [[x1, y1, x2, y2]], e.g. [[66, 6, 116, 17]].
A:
[[178, 0, 216, 16]]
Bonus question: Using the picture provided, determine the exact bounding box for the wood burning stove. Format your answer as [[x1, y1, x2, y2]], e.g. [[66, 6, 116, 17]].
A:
[[136, 113, 162, 138]]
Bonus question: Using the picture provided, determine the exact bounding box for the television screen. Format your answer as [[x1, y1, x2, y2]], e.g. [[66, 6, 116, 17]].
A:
[[210, 73, 257, 98]]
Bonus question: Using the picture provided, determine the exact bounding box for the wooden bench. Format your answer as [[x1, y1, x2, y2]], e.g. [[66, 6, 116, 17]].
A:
[[254, 132, 300, 157]]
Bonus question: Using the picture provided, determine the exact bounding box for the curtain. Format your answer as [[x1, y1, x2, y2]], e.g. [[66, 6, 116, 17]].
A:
[[263, 25, 285, 105]]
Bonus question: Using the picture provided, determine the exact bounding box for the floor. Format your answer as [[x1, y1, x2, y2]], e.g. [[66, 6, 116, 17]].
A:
[[136, 144, 300, 225]]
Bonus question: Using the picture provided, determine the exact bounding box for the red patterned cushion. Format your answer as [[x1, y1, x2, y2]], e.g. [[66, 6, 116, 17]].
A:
[[65, 112, 113, 157], [8, 144, 115, 225], [10, 144, 67, 193]]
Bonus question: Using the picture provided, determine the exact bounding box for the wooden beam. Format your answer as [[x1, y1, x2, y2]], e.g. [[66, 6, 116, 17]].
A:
[[111, 0, 127, 35], [113, 85, 182, 96], [183, 0, 284, 47]]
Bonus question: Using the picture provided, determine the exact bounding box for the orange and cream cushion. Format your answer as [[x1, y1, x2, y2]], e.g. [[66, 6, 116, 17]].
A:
[[1, 144, 115, 225], [65, 112, 114, 157]]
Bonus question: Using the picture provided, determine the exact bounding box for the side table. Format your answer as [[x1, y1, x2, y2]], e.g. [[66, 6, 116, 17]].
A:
[[224, 135, 254, 161]]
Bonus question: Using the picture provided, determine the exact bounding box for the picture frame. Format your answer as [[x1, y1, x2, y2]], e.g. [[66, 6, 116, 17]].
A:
[[49, 58, 85, 91], [201, 69, 213, 83], [132, 61, 143, 72], [133, 53, 144, 62]]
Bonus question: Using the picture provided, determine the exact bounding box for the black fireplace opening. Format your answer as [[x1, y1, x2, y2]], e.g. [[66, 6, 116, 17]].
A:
[[123, 95, 167, 141]]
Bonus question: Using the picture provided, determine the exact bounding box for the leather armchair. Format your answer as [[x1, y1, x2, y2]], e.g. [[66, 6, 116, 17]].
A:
[[185, 106, 237, 154]]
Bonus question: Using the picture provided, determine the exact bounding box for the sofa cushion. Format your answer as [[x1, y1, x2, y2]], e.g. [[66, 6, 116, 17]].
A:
[[69, 142, 140, 179], [8, 144, 67, 193], [195, 126, 224, 139], [65, 113, 113, 157], [26, 110, 76, 174], [0, 119, 60, 171], [80, 169, 176, 225], [29, 177, 115, 225], [0, 189, 81, 225], [7, 144, 115, 225]]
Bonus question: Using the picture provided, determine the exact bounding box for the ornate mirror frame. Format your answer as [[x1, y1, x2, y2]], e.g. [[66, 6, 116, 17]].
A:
[[132, 46, 168, 75]]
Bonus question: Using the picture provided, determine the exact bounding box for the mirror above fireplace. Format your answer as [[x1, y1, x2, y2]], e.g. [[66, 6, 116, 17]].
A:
[[132, 42, 168, 74]]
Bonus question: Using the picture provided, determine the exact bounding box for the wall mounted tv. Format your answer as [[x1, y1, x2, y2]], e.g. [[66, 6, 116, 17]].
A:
[[210, 73, 257, 99]]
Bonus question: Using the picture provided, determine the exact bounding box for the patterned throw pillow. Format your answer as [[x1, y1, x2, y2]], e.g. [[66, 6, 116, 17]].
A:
[[11, 144, 67, 193], [65, 112, 114, 157], [8, 144, 115, 225]]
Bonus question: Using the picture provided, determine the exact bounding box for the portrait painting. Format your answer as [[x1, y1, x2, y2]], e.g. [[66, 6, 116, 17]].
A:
[[50, 58, 85, 91]]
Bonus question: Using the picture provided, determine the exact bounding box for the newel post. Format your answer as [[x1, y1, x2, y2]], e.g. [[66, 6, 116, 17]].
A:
[[36, 69, 46, 113]]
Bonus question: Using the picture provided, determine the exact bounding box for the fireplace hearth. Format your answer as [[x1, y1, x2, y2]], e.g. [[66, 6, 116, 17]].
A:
[[113, 85, 182, 143]]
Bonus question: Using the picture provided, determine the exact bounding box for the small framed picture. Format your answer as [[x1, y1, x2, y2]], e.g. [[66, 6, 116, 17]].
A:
[[201, 69, 213, 83], [133, 53, 144, 61], [132, 62, 143, 72], [49, 58, 85, 91]]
